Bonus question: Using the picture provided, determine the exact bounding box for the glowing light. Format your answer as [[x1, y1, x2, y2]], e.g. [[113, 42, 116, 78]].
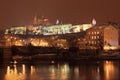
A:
[[104, 46, 119, 50], [51, 61, 55, 64], [31, 66, 35, 75], [82, 24, 92, 31], [92, 18, 96, 25], [104, 61, 115, 80], [31, 39, 49, 47], [5, 64, 26, 80], [22, 64, 25, 74]]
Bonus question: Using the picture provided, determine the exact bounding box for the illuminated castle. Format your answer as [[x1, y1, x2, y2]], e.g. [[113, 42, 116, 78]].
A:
[[4, 18, 120, 50], [5, 18, 96, 35], [4, 17, 98, 48]]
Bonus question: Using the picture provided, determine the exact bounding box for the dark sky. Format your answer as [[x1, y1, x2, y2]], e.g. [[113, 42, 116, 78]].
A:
[[0, 0, 120, 27]]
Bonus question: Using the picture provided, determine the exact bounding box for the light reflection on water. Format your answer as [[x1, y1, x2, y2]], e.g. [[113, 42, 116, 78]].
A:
[[5, 64, 26, 80], [0, 60, 120, 80], [103, 61, 119, 80]]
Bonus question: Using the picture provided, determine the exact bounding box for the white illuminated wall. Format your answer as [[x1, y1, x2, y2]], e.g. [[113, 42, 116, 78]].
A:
[[5, 23, 93, 35]]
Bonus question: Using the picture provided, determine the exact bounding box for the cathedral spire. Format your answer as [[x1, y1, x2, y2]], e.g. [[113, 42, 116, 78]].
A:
[[33, 16, 38, 24]]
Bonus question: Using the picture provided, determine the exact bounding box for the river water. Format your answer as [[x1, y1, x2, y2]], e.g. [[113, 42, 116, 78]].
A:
[[0, 60, 120, 80]]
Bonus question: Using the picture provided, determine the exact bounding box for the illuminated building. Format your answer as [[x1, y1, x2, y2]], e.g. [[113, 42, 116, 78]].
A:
[[71, 18, 95, 33], [42, 24, 72, 35], [4, 17, 95, 35], [5, 26, 26, 35], [4, 18, 94, 48], [3, 17, 120, 52], [5, 23, 93, 35], [86, 24, 119, 50], [81, 24, 93, 31]]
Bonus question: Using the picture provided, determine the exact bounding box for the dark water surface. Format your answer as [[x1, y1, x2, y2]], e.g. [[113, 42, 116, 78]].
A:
[[0, 60, 120, 80]]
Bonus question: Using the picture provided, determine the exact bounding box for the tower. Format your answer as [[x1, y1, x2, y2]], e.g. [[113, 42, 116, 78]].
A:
[[33, 16, 38, 24], [92, 18, 96, 26], [56, 19, 59, 24]]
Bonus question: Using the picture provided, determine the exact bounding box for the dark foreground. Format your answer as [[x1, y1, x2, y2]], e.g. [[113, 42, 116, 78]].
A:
[[0, 60, 120, 80]]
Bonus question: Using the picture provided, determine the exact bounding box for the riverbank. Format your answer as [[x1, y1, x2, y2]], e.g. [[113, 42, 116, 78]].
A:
[[70, 51, 120, 61], [1, 46, 120, 62], [11, 50, 120, 63]]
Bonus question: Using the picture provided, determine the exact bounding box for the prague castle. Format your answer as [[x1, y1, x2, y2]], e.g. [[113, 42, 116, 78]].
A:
[[4, 17, 120, 50]]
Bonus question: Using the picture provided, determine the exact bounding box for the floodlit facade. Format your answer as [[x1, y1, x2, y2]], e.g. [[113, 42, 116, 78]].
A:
[[3, 17, 120, 51], [86, 25, 119, 50], [71, 24, 92, 33], [104, 26, 119, 50], [5, 23, 93, 35], [4, 18, 94, 48], [81, 24, 93, 31], [5, 26, 26, 35], [42, 24, 72, 35]]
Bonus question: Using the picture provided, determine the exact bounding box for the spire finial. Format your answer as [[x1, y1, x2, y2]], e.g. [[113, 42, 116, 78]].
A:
[[92, 18, 96, 26], [56, 19, 59, 24]]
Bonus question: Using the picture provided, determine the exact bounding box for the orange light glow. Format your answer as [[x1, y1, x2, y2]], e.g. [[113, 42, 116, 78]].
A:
[[103, 61, 115, 80]]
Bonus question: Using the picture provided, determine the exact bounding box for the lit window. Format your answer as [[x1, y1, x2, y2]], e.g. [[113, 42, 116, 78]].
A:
[[94, 36, 96, 39], [97, 36, 99, 39], [94, 41, 96, 44], [92, 36, 94, 39], [92, 41, 94, 44], [88, 32, 90, 34], [97, 32, 99, 34]]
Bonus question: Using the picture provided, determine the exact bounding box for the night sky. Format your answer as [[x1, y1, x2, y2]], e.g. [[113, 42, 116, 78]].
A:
[[0, 0, 120, 27]]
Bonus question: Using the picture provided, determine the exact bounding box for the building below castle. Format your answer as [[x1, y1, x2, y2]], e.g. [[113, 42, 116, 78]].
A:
[[86, 24, 120, 50]]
